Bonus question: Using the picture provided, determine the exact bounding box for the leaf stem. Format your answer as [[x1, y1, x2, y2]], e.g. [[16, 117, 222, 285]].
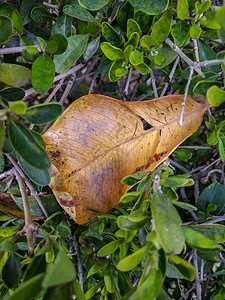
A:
[[150, 68, 158, 98]]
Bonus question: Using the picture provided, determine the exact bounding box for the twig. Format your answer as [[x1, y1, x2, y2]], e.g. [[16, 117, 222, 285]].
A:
[[0, 169, 14, 180], [203, 169, 223, 184], [194, 179, 200, 204], [24, 64, 84, 98], [165, 38, 205, 78], [169, 159, 189, 173], [89, 71, 99, 94], [0, 46, 27, 55], [160, 56, 180, 97], [193, 39, 200, 64], [178, 146, 212, 150], [43, 1, 59, 9], [107, 0, 123, 23], [59, 73, 76, 104], [15, 171, 34, 257], [197, 59, 224, 68], [5, 154, 49, 218], [73, 235, 83, 290], [123, 65, 133, 100], [44, 78, 65, 104], [203, 214, 225, 224], [150, 69, 158, 98], [193, 249, 202, 300], [180, 67, 194, 127], [177, 279, 187, 300]]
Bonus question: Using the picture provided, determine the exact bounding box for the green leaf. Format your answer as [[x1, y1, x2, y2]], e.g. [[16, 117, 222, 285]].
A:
[[120, 191, 142, 203], [197, 39, 220, 73], [130, 268, 163, 300], [177, 0, 188, 20], [78, 0, 109, 10], [83, 36, 100, 60], [46, 40, 59, 54], [117, 244, 149, 271], [122, 172, 149, 185], [0, 238, 18, 253], [208, 130, 217, 145], [198, 0, 211, 15], [20, 0, 43, 25], [52, 14, 72, 37], [169, 255, 195, 281], [127, 19, 142, 39], [16, 154, 50, 186], [63, 4, 99, 26], [130, 49, 143, 65], [166, 261, 186, 279], [217, 6, 225, 31], [0, 223, 23, 237], [0, 63, 31, 87], [117, 213, 148, 231], [3, 137, 13, 154], [153, 54, 166, 66], [188, 71, 219, 97], [171, 21, 190, 47], [161, 186, 178, 201], [190, 24, 201, 39], [31, 6, 54, 23], [128, 0, 169, 15], [172, 149, 192, 160], [0, 121, 5, 152], [125, 32, 140, 49], [0, 87, 25, 101], [117, 0, 134, 32], [151, 188, 185, 254], [97, 239, 121, 257], [8, 101, 27, 114], [2, 254, 21, 289], [197, 182, 225, 213], [134, 11, 154, 35], [207, 85, 225, 107], [8, 119, 51, 169], [200, 11, 220, 30], [31, 54, 55, 94], [152, 44, 177, 69], [190, 224, 225, 243], [0, 15, 13, 43], [42, 249, 76, 288], [21, 102, 63, 125], [218, 136, 225, 161], [160, 175, 194, 188], [171, 201, 197, 211], [184, 226, 222, 250], [20, 36, 36, 62], [102, 22, 121, 45], [26, 46, 40, 56], [87, 260, 109, 278], [101, 42, 124, 60], [104, 272, 115, 293], [54, 34, 88, 74], [124, 45, 133, 63], [12, 10, 23, 33], [144, 11, 172, 46], [7, 273, 45, 300], [85, 280, 104, 299], [49, 33, 68, 54], [23, 254, 47, 282], [109, 59, 123, 82], [194, 81, 221, 97]]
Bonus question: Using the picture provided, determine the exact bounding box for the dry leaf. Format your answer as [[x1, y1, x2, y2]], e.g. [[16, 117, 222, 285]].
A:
[[43, 94, 206, 224]]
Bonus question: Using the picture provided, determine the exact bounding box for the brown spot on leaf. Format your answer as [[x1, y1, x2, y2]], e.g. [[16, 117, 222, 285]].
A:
[[59, 198, 74, 207]]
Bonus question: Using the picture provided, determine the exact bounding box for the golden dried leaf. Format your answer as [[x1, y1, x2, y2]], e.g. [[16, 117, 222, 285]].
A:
[[43, 94, 206, 224]]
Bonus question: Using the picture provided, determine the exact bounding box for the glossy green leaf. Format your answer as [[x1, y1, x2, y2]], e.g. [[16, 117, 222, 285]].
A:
[[63, 4, 99, 26], [151, 188, 185, 254], [8, 101, 27, 114], [23, 254, 47, 282], [124, 45, 133, 63], [152, 44, 177, 69], [2, 254, 21, 289], [87, 260, 109, 278], [46, 40, 58, 54], [31, 6, 54, 23], [130, 268, 163, 300], [0, 223, 23, 237], [169, 255, 195, 281], [85, 280, 104, 299], [198, 0, 211, 14], [117, 213, 148, 231], [207, 85, 225, 107], [49, 33, 68, 54], [16, 154, 50, 186], [117, 244, 149, 271], [197, 39, 220, 73], [3, 137, 13, 154], [177, 0, 188, 20], [83, 36, 100, 60], [135, 62, 150, 74], [184, 226, 222, 250], [130, 50, 143, 65], [20, 0, 43, 25], [0, 3, 14, 17], [54, 34, 88, 73], [207, 130, 217, 145], [8, 119, 51, 169], [0, 16, 13, 43], [109, 59, 123, 82], [160, 175, 194, 188], [161, 186, 178, 201], [116, 0, 134, 32], [154, 54, 166, 66], [102, 22, 121, 45], [104, 272, 115, 293], [194, 80, 221, 97], [188, 71, 219, 97], [122, 172, 149, 186], [127, 19, 142, 39], [21, 103, 63, 125], [0, 63, 31, 87], [173, 149, 192, 160], [7, 273, 45, 300], [166, 261, 186, 279], [31, 54, 55, 94], [42, 249, 76, 288], [124, 32, 139, 49], [0, 121, 4, 152], [26, 46, 40, 56], [78, 0, 109, 10], [200, 11, 220, 30], [52, 14, 72, 37], [197, 182, 225, 213], [0, 87, 25, 101], [101, 42, 124, 60], [128, 0, 169, 15], [217, 6, 225, 31], [120, 191, 142, 203], [145, 11, 172, 46], [190, 224, 225, 243], [171, 21, 190, 47], [0, 238, 18, 252], [171, 201, 197, 211], [116, 66, 127, 77], [97, 239, 121, 257], [190, 24, 201, 39], [134, 11, 154, 35], [20, 36, 36, 62], [218, 136, 225, 161], [12, 10, 23, 33]]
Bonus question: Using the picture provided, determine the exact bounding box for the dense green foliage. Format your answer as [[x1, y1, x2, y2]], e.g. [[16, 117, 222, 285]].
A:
[[0, 0, 225, 299]]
